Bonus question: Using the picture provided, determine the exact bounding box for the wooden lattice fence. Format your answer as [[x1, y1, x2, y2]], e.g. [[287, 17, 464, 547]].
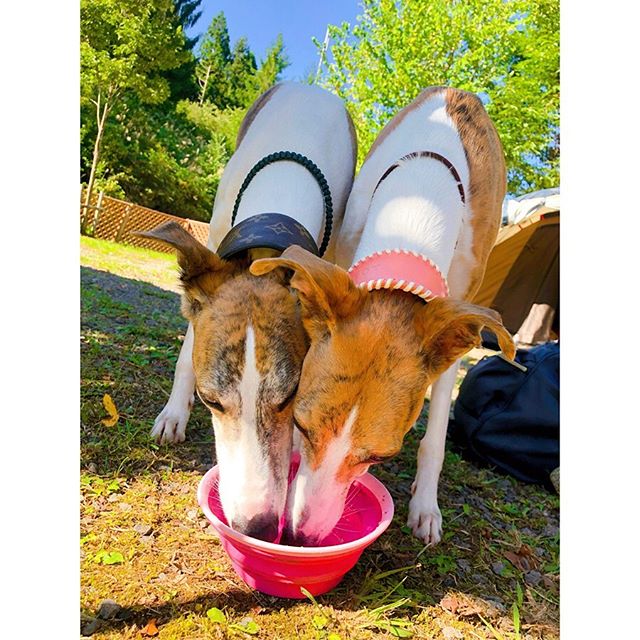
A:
[[80, 190, 210, 253]]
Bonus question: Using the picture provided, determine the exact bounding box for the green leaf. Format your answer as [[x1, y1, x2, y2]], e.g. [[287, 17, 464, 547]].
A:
[[300, 587, 320, 607], [328, 634, 342, 640], [462, 503, 471, 516], [388, 621, 413, 638], [512, 602, 521, 639], [80, 533, 97, 546], [313, 614, 328, 630], [206, 607, 226, 624], [229, 619, 260, 635], [100, 551, 124, 564]]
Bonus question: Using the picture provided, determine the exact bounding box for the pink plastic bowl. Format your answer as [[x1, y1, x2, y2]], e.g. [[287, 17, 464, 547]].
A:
[[197, 455, 394, 599]]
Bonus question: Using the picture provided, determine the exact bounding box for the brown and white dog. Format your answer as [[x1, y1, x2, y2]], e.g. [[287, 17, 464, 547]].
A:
[[252, 87, 515, 546], [140, 83, 356, 541]]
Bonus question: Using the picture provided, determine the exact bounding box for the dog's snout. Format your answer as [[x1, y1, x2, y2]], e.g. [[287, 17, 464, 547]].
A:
[[281, 521, 321, 547], [232, 512, 280, 542]]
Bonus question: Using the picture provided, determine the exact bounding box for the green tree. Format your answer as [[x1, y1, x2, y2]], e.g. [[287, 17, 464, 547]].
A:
[[253, 35, 289, 96], [317, 0, 559, 194], [163, 0, 204, 101], [226, 38, 259, 107], [175, 0, 202, 50], [196, 13, 289, 109], [80, 0, 188, 217], [196, 12, 232, 105], [81, 7, 289, 221]]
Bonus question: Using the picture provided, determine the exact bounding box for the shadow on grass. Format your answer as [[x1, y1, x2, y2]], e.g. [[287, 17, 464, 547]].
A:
[[81, 265, 560, 637], [81, 266, 216, 477]]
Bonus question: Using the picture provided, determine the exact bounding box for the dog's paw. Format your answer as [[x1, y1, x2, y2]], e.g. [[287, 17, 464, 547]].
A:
[[407, 493, 442, 546], [151, 399, 192, 444]]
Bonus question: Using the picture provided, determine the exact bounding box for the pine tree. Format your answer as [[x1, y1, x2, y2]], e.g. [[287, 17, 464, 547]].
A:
[[164, 0, 203, 101], [196, 12, 232, 105]]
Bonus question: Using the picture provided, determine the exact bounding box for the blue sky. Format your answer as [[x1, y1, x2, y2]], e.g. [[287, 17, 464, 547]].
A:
[[186, 1, 362, 81]]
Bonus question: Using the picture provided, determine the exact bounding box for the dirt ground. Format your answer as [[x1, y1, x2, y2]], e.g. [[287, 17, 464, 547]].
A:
[[80, 237, 559, 639]]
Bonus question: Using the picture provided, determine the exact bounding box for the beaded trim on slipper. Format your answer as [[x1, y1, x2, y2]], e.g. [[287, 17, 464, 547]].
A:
[[347, 249, 449, 301]]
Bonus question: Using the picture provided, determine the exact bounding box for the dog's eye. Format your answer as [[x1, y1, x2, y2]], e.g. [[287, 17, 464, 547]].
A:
[[197, 389, 224, 413], [277, 384, 299, 412], [207, 400, 224, 413], [294, 418, 310, 440]]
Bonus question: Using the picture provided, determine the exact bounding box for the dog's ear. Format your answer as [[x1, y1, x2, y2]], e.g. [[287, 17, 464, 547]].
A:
[[414, 298, 515, 377], [250, 245, 365, 340], [134, 222, 239, 319]]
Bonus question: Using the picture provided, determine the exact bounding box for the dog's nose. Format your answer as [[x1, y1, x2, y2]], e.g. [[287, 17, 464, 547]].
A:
[[281, 524, 320, 547], [232, 513, 280, 542]]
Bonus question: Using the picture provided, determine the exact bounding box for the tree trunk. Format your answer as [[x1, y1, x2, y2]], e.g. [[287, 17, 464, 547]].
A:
[[198, 64, 211, 105], [82, 93, 110, 231]]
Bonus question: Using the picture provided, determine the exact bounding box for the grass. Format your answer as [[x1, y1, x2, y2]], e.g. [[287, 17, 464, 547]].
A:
[[80, 236, 559, 639]]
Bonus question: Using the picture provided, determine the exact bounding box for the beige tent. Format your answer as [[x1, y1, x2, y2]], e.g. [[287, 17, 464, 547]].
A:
[[473, 189, 560, 346]]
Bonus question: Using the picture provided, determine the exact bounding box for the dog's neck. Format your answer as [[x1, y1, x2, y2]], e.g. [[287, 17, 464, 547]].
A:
[[234, 162, 326, 245], [351, 157, 468, 278]]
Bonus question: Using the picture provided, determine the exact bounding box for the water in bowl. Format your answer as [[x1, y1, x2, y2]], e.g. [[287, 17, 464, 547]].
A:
[[207, 459, 383, 547]]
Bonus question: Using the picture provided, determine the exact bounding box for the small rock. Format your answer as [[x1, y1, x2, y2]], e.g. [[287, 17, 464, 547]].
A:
[[491, 561, 506, 576], [118, 502, 132, 512], [471, 573, 489, 586], [442, 626, 464, 639], [199, 519, 208, 529], [186, 508, 199, 521], [134, 523, 152, 536], [97, 599, 121, 620], [456, 559, 471, 573], [520, 527, 535, 537], [525, 570, 543, 586], [483, 596, 506, 613], [543, 524, 559, 538], [87, 463, 98, 474], [140, 535, 154, 544], [81, 618, 101, 636], [550, 467, 560, 493], [107, 493, 120, 502]]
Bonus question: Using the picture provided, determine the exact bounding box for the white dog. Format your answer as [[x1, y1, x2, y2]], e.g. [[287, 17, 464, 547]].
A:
[[140, 83, 356, 541]]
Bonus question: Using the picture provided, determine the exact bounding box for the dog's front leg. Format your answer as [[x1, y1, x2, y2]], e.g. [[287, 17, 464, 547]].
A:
[[407, 359, 459, 545], [151, 322, 196, 444]]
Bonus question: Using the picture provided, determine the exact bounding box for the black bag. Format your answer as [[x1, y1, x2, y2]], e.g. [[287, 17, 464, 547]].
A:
[[448, 341, 559, 489]]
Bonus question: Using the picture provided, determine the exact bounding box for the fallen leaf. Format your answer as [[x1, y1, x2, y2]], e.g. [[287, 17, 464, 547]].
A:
[[140, 618, 159, 637], [440, 593, 497, 618], [440, 595, 460, 614], [442, 626, 464, 639], [102, 394, 119, 427], [504, 545, 539, 572]]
